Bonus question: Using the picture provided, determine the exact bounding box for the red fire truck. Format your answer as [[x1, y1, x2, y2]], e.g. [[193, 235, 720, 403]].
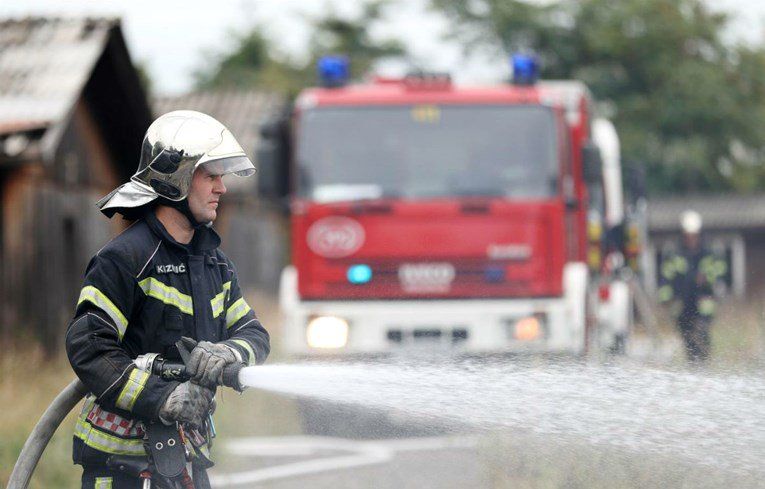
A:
[[258, 55, 635, 356]]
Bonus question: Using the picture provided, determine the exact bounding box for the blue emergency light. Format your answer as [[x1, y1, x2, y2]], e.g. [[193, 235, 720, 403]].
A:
[[347, 264, 372, 284], [318, 55, 350, 87], [511, 54, 539, 85], [484, 267, 506, 283]]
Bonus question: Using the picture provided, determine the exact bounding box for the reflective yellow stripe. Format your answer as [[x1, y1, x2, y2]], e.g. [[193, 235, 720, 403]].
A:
[[115, 368, 150, 412], [211, 282, 233, 319], [94, 477, 113, 489], [660, 261, 676, 280], [231, 338, 257, 366], [77, 286, 128, 339], [199, 442, 211, 459], [211, 291, 226, 319], [699, 297, 716, 316], [674, 256, 688, 274], [138, 278, 193, 315], [226, 297, 251, 329], [658, 285, 674, 302], [74, 418, 145, 455], [80, 394, 97, 418]]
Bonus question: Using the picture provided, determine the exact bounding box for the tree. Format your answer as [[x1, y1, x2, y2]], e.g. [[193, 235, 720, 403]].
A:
[[193, 1, 406, 97], [306, 1, 405, 80], [193, 30, 308, 96], [432, 0, 765, 194]]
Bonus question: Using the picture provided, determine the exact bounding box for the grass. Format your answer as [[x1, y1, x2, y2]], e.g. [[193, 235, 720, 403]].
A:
[[0, 345, 82, 488], [478, 431, 755, 489], [647, 298, 765, 368], [2, 293, 762, 488], [710, 299, 765, 367], [0, 347, 303, 488], [0, 290, 301, 488]]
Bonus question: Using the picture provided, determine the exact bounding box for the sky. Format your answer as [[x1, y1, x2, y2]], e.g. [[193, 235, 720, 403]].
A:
[[1, 0, 764, 95]]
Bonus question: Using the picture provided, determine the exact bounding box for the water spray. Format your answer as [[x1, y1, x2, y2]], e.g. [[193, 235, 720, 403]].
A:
[[236, 358, 765, 479]]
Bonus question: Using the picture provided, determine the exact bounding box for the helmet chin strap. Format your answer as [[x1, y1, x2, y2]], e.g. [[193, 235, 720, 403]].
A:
[[158, 197, 211, 229], [178, 199, 211, 229]]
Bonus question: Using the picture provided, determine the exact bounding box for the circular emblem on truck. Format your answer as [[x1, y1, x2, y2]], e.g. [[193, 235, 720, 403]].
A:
[[307, 217, 365, 258]]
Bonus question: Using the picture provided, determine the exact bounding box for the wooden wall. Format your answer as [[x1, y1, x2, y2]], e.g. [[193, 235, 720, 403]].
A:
[[214, 199, 289, 293], [0, 97, 289, 352], [0, 99, 124, 353]]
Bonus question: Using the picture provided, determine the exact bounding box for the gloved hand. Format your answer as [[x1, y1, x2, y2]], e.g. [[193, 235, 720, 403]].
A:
[[186, 340, 240, 388], [159, 381, 215, 427]]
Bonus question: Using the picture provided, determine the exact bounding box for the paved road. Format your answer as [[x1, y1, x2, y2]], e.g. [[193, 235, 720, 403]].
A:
[[209, 435, 484, 489], [207, 339, 763, 489]]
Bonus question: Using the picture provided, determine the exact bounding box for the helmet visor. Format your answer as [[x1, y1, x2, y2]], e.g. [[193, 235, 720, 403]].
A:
[[196, 128, 255, 174], [199, 155, 256, 177]]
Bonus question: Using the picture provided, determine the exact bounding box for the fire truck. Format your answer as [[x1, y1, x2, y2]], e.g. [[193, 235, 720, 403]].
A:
[[257, 55, 636, 356]]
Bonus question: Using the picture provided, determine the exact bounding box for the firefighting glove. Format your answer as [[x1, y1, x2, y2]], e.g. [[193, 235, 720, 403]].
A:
[[159, 381, 215, 427], [186, 340, 241, 389]]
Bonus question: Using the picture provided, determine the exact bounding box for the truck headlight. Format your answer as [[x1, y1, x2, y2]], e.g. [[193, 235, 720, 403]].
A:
[[306, 316, 349, 349], [513, 316, 542, 341]]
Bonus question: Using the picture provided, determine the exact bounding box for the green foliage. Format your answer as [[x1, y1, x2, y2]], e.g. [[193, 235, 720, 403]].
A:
[[193, 30, 309, 97], [193, 1, 405, 97], [432, 0, 765, 194], [307, 1, 405, 80], [0, 349, 80, 488]]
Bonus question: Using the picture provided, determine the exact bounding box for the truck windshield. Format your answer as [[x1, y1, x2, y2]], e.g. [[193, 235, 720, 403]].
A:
[[296, 105, 559, 201]]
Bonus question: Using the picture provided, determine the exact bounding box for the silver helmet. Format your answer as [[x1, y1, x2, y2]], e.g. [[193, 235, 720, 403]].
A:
[[97, 110, 255, 217]]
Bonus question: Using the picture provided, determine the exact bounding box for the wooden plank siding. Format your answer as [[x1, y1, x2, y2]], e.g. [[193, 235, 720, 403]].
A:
[[0, 98, 124, 352], [214, 198, 289, 293]]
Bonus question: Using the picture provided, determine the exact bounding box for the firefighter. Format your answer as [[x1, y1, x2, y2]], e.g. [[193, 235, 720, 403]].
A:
[[66, 111, 270, 488], [657, 210, 726, 362]]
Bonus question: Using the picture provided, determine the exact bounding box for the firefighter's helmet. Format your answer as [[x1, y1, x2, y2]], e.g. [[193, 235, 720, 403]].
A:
[[96, 110, 255, 217], [680, 209, 702, 234]]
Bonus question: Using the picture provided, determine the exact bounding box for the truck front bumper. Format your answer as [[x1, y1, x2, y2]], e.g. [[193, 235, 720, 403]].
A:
[[279, 263, 587, 355], [280, 265, 586, 355], [283, 297, 585, 355]]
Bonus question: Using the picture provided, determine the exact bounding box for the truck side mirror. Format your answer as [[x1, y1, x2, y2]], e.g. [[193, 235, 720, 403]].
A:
[[582, 142, 603, 184], [256, 140, 281, 199], [256, 118, 291, 206], [260, 120, 280, 139]]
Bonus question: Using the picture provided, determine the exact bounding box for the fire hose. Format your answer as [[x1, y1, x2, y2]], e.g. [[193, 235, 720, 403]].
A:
[[7, 339, 243, 489], [7, 378, 88, 489]]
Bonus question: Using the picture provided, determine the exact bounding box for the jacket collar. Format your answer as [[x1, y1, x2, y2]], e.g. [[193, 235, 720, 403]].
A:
[[144, 208, 221, 254]]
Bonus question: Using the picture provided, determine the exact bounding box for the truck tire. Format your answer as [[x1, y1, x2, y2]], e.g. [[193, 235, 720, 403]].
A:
[[563, 262, 589, 356], [597, 280, 632, 356]]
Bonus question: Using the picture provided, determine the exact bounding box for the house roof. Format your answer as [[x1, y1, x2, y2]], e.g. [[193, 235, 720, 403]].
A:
[[0, 17, 152, 177], [153, 90, 284, 160], [153, 90, 285, 193], [0, 17, 112, 136], [0, 16, 120, 155], [648, 194, 765, 232]]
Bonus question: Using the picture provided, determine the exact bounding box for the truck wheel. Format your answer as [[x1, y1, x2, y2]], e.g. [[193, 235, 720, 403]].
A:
[[606, 280, 632, 356], [610, 333, 626, 355], [563, 262, 590, 356], [585, 287, 600, 358]]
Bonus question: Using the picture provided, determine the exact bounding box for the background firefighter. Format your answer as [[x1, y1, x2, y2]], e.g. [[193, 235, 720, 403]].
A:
[[657, 210, 727, 362], [65, 111, 270, 488]]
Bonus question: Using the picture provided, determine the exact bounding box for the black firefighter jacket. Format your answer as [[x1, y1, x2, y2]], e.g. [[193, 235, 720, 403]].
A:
[[65, 210, 270, 465]]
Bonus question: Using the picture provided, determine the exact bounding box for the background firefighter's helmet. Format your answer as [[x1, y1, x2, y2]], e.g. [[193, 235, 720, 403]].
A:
[[680, 209, 702, 234], [96, 110, 255, 218]]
